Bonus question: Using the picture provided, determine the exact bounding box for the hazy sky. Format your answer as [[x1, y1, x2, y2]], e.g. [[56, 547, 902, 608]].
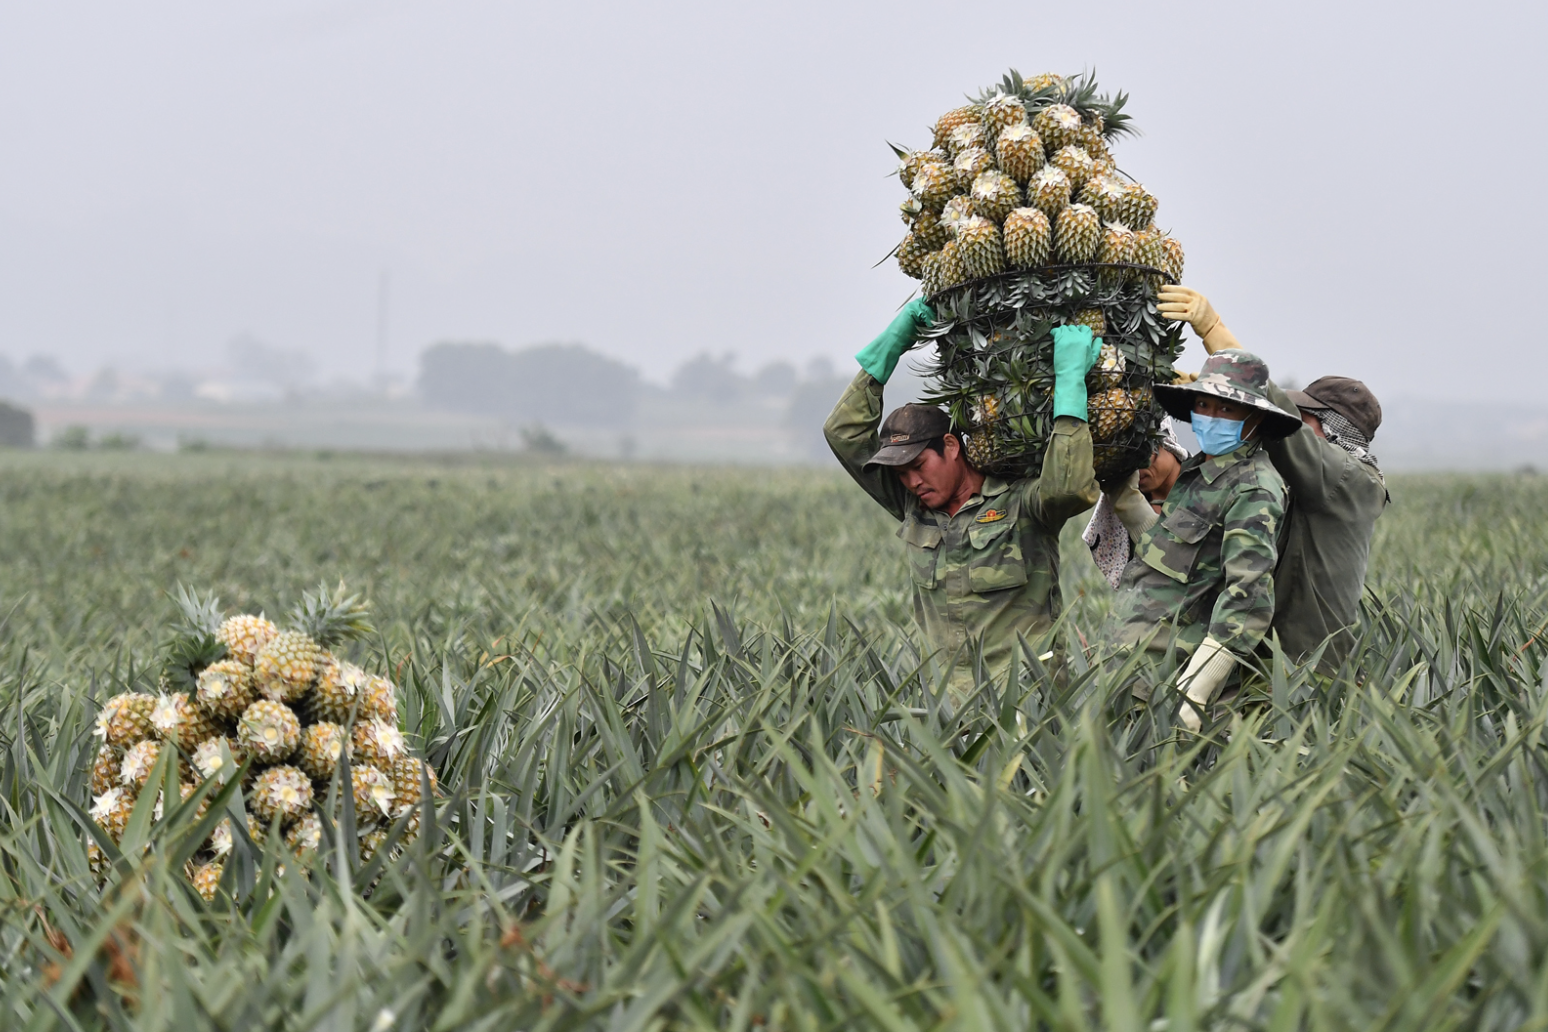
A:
[[0, 1, 1543, 399]]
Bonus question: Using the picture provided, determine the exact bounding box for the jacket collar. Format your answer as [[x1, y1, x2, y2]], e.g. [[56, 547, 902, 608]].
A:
[[1184, 439, 1261, 484]]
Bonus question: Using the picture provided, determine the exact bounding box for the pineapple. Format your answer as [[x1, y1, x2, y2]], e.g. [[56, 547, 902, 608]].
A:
[[1002, 208, 1051, 269], [1159, 235, 1185, 284], [1026, 72, 1067, 93], [191, 861, 223, 902], [954, 216, 1004, 280], [306, 655, 369, 725], [1098, 223, 1138, 282], [359, 823, 393, 864], [945, 121, 988, 158], [237, 699, 301, 764], [940, 195, 977, 234], [1117, 182, 1158, 230], [1026, 166, 1071, 220], [897, 232, 929, 279], [932, 105, 982, 150], [1053, 204, 1102, 263], [899, 194, 923, 223], [95, 692, 156, 750], [351, 718, 408, 770], [285, 812, 323, 860], [120, 739, 164, 791], [1032, 104, 1083, 154], [951, 146, 993, 187], [151, 692, 220, 748], [250, 764, 312, 826], [912, 210, 950, 249], [1076, 122, 1109, 162], [191, 736, 243, 783], [1089, 387, 1139, 440], [153, 781, 209, 823], [970, 170, 1022, 224], [389, 758, 438, 816], [893, 147, 940, 191], [1050, 146, 1096, 193], [254, 630, 321, 704], [297, 722, 351, 782], [209, 818, 233, 857], [217, 614, 277, 667], [196, 659, 256, 723], [1134, 228, 1168, 289], [995, 123, 1045, 182], [90, 745, 121, 796], [1071, 309, 1108, 338], [962, 395, 1003, 469], [91, 787, 136, 843], [981, 92, 1027, 137], [352, 764, 397, 821], [1079, 173, 1126, 224], [930, 240, 965, 294], [1092, 342, 1126, 388], [910, 160, 955, 213]]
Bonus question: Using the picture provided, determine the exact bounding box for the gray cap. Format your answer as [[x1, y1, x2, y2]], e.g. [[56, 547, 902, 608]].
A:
[[864, 403, 952, 468]]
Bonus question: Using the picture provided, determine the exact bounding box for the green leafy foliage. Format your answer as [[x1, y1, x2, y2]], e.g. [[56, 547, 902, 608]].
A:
[[0, 452, 1546, 1028]]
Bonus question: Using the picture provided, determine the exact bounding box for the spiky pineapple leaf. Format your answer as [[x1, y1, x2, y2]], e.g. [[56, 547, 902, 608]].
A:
[[161, 631, 227, 692], [172, 583, 223, 636], [291, 581, 374, 647]]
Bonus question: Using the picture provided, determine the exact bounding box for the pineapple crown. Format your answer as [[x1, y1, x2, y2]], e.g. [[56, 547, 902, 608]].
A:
[[289, 582, 375, 647], [173, 583, 224, 636], [977, 69, 1135, 141]]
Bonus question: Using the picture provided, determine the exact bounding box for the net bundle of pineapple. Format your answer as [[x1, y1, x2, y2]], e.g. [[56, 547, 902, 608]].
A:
[[893, 69, 1187, 480], [87, 585, 437, 900]]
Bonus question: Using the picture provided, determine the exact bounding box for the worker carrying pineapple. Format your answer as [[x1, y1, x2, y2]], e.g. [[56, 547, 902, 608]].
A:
[[824, 300, 1101, 696], [1106, 349, 1300, 731], [1144, 285, 1388, 673]]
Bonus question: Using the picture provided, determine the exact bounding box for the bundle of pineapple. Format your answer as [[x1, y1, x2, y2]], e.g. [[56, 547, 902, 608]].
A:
[[893, 70, 1187, 480], [87, 585, 437, 901]]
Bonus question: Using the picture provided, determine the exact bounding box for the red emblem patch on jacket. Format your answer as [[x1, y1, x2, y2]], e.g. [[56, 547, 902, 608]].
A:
[[975, 508, 1007, 523]]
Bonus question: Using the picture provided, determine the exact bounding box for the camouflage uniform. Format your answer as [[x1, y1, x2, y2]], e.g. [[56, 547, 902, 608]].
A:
[[1111, 350, 1296, 687], [824, 370, 1099, 687]]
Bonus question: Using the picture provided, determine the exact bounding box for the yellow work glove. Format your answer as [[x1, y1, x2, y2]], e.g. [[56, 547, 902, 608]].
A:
[[1176, 635, 1235, 732], [1108, 471, 1159, 539], [1157, 285, 1241, 354]]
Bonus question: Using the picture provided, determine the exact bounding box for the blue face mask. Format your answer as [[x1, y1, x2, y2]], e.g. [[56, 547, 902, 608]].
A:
[[1192, 412, 1248, 455]]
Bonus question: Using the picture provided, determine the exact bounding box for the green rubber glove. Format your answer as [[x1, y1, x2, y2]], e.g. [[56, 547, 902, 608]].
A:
[[855, 298, 935, 384], [1051, 324, 1104, 421]]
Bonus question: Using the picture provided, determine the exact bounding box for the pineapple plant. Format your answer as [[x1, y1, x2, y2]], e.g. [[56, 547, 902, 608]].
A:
[[1054, 204, 1102, 264], [1002, 208, 1051, 269]]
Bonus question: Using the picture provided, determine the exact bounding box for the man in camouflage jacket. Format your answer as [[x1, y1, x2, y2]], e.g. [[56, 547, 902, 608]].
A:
[[825, 301, 1101, 695], [1111, 350, 1300, 725]]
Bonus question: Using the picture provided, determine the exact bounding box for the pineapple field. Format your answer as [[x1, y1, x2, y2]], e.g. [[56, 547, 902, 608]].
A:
[[0, 450, 1547, 1029]]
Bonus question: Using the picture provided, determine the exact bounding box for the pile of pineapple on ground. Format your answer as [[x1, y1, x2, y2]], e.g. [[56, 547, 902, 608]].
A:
[[87, 585, 437, 901], [893, 70, 1183, 298]]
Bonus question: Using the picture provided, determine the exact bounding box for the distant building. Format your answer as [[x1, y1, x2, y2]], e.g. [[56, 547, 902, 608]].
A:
[[0, 402, 34, 447]]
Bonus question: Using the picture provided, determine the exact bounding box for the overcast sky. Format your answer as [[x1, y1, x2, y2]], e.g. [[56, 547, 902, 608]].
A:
[[0, 1, 1543, 399]]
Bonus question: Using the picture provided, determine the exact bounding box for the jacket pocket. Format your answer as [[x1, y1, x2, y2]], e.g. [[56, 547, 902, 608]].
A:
[[898, 517, 943, 589], [966, 499, 1028, 594], [1139, 506, 1212, 583]]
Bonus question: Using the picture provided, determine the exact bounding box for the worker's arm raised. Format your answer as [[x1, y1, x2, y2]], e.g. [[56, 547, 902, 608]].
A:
[[1158, 286, 1241, 354]]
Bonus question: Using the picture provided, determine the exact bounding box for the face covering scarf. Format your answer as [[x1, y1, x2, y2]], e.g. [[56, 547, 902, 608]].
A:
[[1191, 412, 1247, 455]]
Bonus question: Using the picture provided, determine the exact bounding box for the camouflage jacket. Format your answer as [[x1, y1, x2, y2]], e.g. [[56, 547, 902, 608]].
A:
[[1264, 382, 1388, 670], [1114, 438, 1287, 658], [824, 370, 1099, 682]]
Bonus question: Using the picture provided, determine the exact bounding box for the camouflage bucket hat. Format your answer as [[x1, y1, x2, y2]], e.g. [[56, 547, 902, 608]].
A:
[[1153, 349, 1302, 440]]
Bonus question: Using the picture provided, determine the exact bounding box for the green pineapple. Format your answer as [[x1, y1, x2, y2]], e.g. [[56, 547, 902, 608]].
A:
[[970, 169, 1022, 223], [955, 216, 1004, 280], [151, 692, 220, 748], [1032, 103, 1083, 154], [90, 787, 136, 843], [932, 105, 982, 150], [1026, 166, 1071, 220], [120, 739, 164, 791], [945, 121, 987, 158], [1050, 145, 1095, 193], [1089, 387, 1139, 441], [1159, 235, 1185, 283], [1002, 208, 1051, 269], [90, 745, 120, 796], [940, 195, 977, 234], [909, 159, 955, 213], [1054, 204, 1102, 263], [1072, 308, 1108, 337], [995, 123, 1045, 182], [951, 145, 993, 188], [389, 758, 437, 817], [912, 209, 950, 249], [1117, 181, 1158, 229], [897, 232, 929, 279]]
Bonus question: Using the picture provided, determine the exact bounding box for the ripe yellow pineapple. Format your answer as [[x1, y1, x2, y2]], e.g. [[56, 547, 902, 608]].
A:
[[970, 169, 1021, 223], [1026, 166, 1071, 220], [1159, 236, 1185, 284], [1050, 145, 1095, 193], [1117, 182, 1158, 230], [1071, 309, 1108, 338], [196, 659, 256, 723], [255, 630, 322, 703], [237, 699, 301, 764], [981, 92, 1027, 141], [217, 614, 278, 667], [1032, 104, 1083, 154], [298, 722, 351, 781], [897, 232, 929, 279], [1002, 208, 1051, 269], [352, 764, 397, 820], [995, 123, 1045, 182], [1089, 388, 1139, 440], [945, 121, 988, 159], [1079, 173, 1126, 224], [251, 765, 312, 826], [932, 105, 982, 150], [389, 758, 438, 816], [1054, 204, 1102, 263], [951, 146, 993, 186], [352, 718, 408, 770], [120, 739, 164, 791], [151, 692, 220, 748], [95, 692, 156, 750], [191, 861, 224, 902], [91, 787, 136, 843], [955, 216, 1004, 280], [1091, 342, 1126, 388], [909, 160, 955, 213], [940, 195, 977, 234], [912, 209, 950, 249], [90, 745, 121, 796]]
